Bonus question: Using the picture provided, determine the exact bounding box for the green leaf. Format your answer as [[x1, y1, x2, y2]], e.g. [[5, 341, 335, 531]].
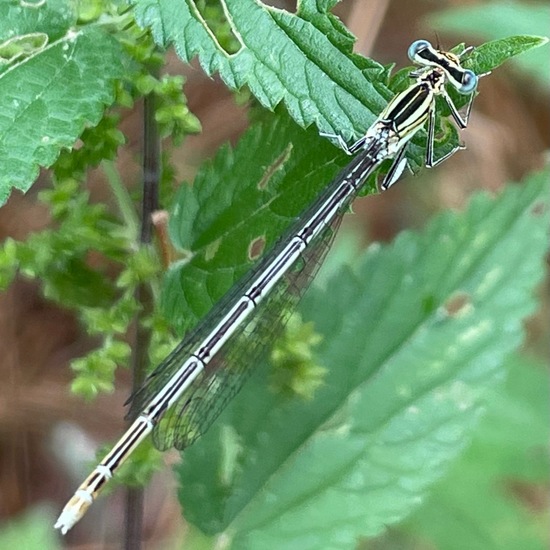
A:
[[163, 112, 354, 333], [132, 0, 547, 136], [132, 0, 390, 138], [429, 2, 550, 88], [0, 25, 127, 206], [464, 35, 549, 77], [157, 29, 543, 333], [175, 169, 549, 549], [401, 355, 549, 550]]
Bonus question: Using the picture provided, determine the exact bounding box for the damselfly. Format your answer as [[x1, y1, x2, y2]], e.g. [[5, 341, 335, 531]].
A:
[[55, 39, 481, 534]]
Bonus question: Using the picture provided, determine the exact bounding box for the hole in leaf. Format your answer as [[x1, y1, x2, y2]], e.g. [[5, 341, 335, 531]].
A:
[[442, 291, 472, 317], [530, 201, 546, 217], [257, 143, 293, 190], [195, 0, 241, 55], [0, 32, 48, 64], [248, 235, 266, 261]]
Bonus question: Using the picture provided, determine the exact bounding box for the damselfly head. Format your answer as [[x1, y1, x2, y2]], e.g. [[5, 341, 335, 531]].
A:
[[408, 39, 478, 95]]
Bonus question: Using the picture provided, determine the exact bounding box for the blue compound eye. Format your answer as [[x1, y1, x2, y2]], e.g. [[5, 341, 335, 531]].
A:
[[459, 69, 478, 94], [408, 39, 432, 61]]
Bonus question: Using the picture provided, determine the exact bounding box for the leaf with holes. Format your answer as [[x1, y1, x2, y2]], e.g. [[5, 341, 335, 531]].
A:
[[163, 112, 355, 334], [0, 21, 127, 206], [132, 0, 547, 142], [132, 0, 390, 140], [174, 169, 549, 549]]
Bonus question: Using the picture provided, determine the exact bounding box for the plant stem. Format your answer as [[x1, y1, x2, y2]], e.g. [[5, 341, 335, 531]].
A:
[[124, 82, 160, 549]]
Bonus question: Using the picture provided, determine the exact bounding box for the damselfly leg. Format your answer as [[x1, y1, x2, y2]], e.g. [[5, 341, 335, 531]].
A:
[[323, 39, 481, 188]]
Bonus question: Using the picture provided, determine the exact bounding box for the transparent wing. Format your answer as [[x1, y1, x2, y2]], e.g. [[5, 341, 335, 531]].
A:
[[127, 145, 381, 451], [155, 213, 344, 451]]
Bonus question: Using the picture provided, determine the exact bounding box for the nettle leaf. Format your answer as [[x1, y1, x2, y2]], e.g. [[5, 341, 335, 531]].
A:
[[132, 0, 390, 139], [158, 30, 544, 332], [401, 354, 549, 550], [464, 35, 549, 78], [175, 170, 548, 549], [163, 112, 354, 333], [0, 24, 127, 206], [132, 0, 545, 136]]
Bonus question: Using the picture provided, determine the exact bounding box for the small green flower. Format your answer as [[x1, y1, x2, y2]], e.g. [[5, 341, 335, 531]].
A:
[[270, 312, 326, 400]]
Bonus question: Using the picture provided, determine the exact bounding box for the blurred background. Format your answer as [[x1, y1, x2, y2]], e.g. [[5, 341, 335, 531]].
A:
[[0, 0, 548, 548]]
